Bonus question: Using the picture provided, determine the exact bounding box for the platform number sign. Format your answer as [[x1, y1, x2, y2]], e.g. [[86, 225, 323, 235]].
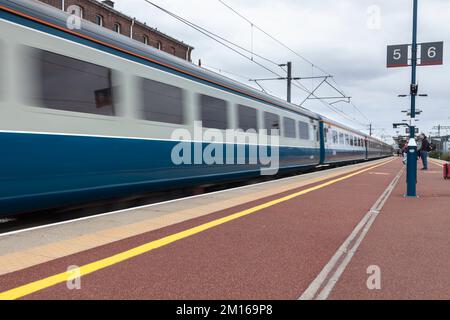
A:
[[387, 45, 409, 68], [420, 42, 444, 66], [387, 42, 444, 68]]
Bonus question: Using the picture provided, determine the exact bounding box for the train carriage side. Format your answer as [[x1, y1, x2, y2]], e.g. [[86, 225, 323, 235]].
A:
[[0, 0, 323, 215], [321, 121, 367, 164], [367, 138, 381, 159], [367, 137, 392, 159]]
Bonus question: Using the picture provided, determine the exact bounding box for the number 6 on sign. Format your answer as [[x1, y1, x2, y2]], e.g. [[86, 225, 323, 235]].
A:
[[420, 42, 444, 66]]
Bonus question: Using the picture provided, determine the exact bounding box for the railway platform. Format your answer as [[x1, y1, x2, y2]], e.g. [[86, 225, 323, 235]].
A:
[[0, 157, 448, 300]]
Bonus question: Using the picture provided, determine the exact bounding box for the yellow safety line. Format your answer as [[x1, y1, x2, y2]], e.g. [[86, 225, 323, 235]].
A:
[[0, 159, 395, 300]]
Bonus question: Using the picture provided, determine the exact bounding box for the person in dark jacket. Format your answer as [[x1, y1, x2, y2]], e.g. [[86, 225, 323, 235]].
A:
[[418, 134, 431, 170]]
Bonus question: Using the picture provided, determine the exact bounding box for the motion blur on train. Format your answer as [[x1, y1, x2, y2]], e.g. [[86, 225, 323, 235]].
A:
[[0, 0, 392, 216]]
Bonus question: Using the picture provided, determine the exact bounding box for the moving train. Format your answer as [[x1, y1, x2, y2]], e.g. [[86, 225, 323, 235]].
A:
[[0, 0, 392, 216]]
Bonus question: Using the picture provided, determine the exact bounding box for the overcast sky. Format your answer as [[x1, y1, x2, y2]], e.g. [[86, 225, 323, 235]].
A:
[[114, 0, 450, 142]]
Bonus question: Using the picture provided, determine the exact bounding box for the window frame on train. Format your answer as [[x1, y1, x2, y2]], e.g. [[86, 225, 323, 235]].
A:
[[237, 104, 258, 132], [138, 77, 185, 125], [339, 132, 344, 145], [298, 121, 310, 141], [26, 47, 117, 117], [199, 94, 229, 130], [331, 130, 338, 144], [283, 117, 296, 138], [263, 111, 280, 136]]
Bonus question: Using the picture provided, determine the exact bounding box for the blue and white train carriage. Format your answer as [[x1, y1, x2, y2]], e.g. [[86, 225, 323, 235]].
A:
[[0, 0, 392, 216]]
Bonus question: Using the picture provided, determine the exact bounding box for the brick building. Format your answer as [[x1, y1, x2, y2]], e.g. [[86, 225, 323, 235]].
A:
[[37, 0, 193, 61]]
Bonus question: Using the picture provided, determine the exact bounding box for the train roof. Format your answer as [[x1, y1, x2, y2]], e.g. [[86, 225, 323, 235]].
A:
[[1, 0, 390, 146]]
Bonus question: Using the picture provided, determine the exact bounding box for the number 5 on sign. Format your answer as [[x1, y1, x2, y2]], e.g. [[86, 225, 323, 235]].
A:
[[387, 44, 409, 68], [420, 42, 444, 66]]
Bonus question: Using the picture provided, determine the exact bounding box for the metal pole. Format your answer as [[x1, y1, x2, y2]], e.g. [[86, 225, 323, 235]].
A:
[[369, 124, 372, 136], [406, 0, 418, 197], [287, 61, 292, 103]]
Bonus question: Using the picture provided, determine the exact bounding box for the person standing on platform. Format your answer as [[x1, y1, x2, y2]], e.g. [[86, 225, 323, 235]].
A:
[[418, 134, 431, 170]]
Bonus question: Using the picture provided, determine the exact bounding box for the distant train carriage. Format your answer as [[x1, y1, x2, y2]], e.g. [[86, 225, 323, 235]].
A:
[[321, 121, 368, 164], [0, 0, 391, 216]]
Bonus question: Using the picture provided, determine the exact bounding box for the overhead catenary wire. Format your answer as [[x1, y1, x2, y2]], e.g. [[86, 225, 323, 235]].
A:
[[142, 0, 282, 70], [141, 0, 315, 96], [218, 0, 331, 77], [141, 0, 346, 103], [328, 77, 371, 123], [202, 64, 277, 95], [217, 0, 372, 125], [202, 64, 251, 82], [140, 0, 367, 126]]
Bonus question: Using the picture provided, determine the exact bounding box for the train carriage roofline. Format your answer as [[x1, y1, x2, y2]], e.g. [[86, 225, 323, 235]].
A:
[[0, 0, 320, 120]]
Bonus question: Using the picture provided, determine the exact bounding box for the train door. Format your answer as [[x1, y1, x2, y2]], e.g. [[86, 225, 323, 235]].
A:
[[318, 121, 326, 164], [365, 138, 369, 160]]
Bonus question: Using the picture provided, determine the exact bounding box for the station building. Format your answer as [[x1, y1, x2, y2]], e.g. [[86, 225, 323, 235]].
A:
[[37, 0, 194, 61]]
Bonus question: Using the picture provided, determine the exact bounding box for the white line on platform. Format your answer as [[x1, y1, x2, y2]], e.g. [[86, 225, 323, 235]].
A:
[[0, 160, 389, 238], [299, 166, 404, 300]]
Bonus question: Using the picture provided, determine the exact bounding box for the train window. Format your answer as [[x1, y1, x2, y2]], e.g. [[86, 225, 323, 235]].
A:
[[139, 78, 184, 124], [345, 134, 350, 145], [237, 105, 257, 131], [199, 94, 228, 130], [350, 136, 354, 146], [283, 117, 296, 138], [313, 125, 319, 141], [339, 132, 344, 145], [332, 130, 338, 144], [298, 121, 310, 140], [29, 49, 115, 116], [264, 112, 280, 135]]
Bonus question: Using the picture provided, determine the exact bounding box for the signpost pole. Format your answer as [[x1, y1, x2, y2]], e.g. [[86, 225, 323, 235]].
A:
[[387, 1, 443, 198], [287, 62, 292, 103], [406, 0, 418, 197]]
